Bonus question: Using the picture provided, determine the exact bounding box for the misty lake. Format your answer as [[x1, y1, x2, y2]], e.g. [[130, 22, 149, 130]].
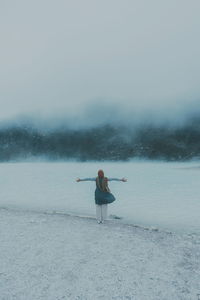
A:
[[0, 161, 200, 234]]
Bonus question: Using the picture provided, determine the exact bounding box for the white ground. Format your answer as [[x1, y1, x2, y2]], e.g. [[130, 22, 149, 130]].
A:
[[1, 161, 200, 299], [0, 208, 200, 300]]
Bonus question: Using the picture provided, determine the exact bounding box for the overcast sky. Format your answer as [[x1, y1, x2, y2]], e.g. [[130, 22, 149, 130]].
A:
[[0, 0, 200, 121]]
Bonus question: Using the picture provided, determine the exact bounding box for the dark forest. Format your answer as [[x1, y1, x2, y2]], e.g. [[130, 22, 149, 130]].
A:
[[0, 113, 200, 162]]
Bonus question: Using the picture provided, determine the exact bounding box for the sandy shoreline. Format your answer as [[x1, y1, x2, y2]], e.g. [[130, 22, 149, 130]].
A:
[[0, 208, 200, 300]]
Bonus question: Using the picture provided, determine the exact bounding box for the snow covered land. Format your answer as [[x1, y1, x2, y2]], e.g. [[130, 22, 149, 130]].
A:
[[0, 161, 200, 299]]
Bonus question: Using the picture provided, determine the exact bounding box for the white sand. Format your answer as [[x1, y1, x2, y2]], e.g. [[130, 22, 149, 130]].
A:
[[0, 208, 199, 300]]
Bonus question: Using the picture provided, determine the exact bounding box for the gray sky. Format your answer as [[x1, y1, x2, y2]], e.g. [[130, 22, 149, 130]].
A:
[[0, 0, 200, 121]]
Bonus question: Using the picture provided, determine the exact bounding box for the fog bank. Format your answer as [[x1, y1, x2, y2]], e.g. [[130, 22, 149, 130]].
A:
[[0, 102, 200, 162]]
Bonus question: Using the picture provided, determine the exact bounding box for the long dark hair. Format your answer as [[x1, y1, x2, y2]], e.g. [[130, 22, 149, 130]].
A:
[[98, 169, 104, 178]]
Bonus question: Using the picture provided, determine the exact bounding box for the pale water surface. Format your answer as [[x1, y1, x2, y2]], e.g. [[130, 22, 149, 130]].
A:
[[0, 161, 200, 234]]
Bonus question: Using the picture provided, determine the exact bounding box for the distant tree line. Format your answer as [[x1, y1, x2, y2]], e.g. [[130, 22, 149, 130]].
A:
[[0, 118, 200, 161]]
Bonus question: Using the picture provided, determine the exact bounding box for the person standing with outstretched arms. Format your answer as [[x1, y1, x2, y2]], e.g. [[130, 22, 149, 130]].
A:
[[76, 169, 127, 223]]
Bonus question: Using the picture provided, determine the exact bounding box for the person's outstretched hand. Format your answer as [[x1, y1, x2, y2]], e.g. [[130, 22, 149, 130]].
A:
[[76, 178, 81, 182], [121, 178, 127, 182]]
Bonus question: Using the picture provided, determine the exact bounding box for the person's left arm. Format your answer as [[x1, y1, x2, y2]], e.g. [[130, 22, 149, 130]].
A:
[[76, 178, 96, 182]]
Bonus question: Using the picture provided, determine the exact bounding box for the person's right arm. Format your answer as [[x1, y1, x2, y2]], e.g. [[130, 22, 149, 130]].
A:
[[108, 178, 127, 182]]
